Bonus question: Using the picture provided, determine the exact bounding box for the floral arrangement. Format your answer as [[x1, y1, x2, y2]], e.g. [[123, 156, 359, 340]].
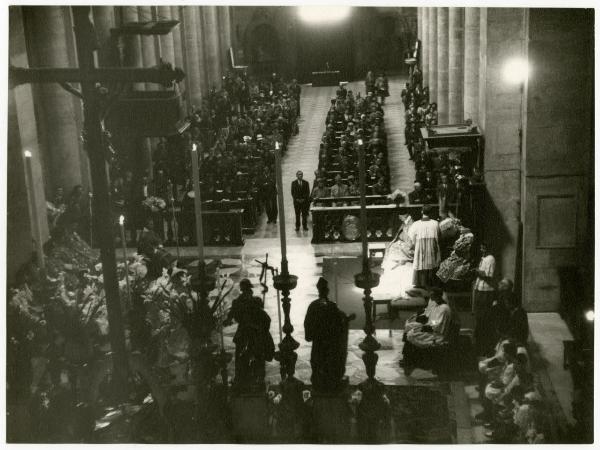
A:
[[8, 227, 241, 442], [134, 263, 234, 378], [142, 196, 167, 213]]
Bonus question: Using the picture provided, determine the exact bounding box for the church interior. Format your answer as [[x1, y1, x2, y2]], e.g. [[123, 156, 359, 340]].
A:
[[6, 4, 594, 444]]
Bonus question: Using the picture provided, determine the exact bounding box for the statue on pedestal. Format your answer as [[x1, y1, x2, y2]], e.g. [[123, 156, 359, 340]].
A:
[[304, 277, 355, 393], [225, 279, 274, 392]]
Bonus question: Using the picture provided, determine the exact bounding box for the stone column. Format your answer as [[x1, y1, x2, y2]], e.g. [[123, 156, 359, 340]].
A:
[[180, 6, 204, 107], [422, 8, 429, 86], [120, 6, 144, 90], [448, 7, 464, 123], [138, 6, 158, 91], [481, 8, 527, 288], [25, 6, 83, 194], [92, 6, 116, 67], [436, 7, 449, 123], [463, 8, 480, 124], [195, 7, 209, 98], [478, 8, 488, 131], [158, 6, 176, 66], [170, 6, 185, 72], [8, 6, 49, 282], [428, 8, 438, 103], [417, 7, 423, 42], [138, 6, 158, 175], [217, 6, 232, 73], [200, 6, 222, 90]]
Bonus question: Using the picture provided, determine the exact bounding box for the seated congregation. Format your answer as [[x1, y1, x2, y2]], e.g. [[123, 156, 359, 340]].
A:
[[48, 72, 303, 247], [312, 81, 391, 204]]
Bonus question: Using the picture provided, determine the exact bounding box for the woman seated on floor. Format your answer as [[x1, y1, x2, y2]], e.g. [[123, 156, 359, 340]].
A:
[[400, 287, 460, 376]]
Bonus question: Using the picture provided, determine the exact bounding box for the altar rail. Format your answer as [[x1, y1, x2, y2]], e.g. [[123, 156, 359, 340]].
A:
[[311, 195, 390, 207], [311, 203, 455, 244]]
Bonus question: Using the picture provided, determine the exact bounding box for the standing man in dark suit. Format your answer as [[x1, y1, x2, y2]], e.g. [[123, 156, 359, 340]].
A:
[[291, 170, 310, 231]]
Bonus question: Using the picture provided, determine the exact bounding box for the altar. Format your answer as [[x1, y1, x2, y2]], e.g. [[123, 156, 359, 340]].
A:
[[311, 70, 342, 86]]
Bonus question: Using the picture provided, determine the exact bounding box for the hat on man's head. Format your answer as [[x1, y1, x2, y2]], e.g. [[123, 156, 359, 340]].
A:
[[239, 278, 253, 291], [316, 277, 329, 292]]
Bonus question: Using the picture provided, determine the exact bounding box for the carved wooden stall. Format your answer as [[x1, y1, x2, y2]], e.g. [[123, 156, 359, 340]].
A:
[[171, 202, 246, 246], [419, 123, 485, 236], [196, 209, 245, 246]]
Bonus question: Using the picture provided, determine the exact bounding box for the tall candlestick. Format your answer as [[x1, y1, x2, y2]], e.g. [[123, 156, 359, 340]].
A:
[[190, 144, 204, 263], [357, 140, 369, 269], [354, 138, 381, 385], [272, 140, 299, 382], [273, 142, 287, 264], [275, 268, 283, 343], [23, 151, 45, 271], [118, 215, 131, 301], [89, 192, 93, 247], [170, 194, 181, 260]]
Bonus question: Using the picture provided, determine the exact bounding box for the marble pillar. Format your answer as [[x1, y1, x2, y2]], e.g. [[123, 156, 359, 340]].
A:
[[158, 6, 176, 66], [170, 6, 185, 73], [428, 8, 438, 103], [436, 7, 449, 124], [448, 7, 464, 123], [180, 6, 204, 107], [200, 6, 222, 90], [26, 6, 83, 194], [217, 6, 232, 73], [463, 8, 480, 124], [422, 8, 429, 87], [92, 6, 116, 67]]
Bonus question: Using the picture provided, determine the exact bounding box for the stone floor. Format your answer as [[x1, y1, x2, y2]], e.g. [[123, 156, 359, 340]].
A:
[[120, 76, 575, 443]]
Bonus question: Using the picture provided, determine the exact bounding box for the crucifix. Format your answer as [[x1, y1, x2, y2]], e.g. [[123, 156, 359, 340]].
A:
[[9, 6, 185, 399]]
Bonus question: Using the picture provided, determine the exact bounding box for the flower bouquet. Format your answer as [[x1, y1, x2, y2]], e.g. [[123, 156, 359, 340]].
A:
[[142, 196, 166, 213]]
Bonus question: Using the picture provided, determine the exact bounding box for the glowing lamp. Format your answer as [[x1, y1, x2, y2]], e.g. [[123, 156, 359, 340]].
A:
[[24, 150, 32, 158], [119, 215, 125, 226], [585, 310, 594, 322], [502, 57, 530, 85], [298, 6, 351, 24]]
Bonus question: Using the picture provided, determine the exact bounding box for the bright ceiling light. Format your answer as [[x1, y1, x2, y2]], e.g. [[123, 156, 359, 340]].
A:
[[298, 6, 352, 24], [502, 57, 530, 85], [585, 310, 594, 322]]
